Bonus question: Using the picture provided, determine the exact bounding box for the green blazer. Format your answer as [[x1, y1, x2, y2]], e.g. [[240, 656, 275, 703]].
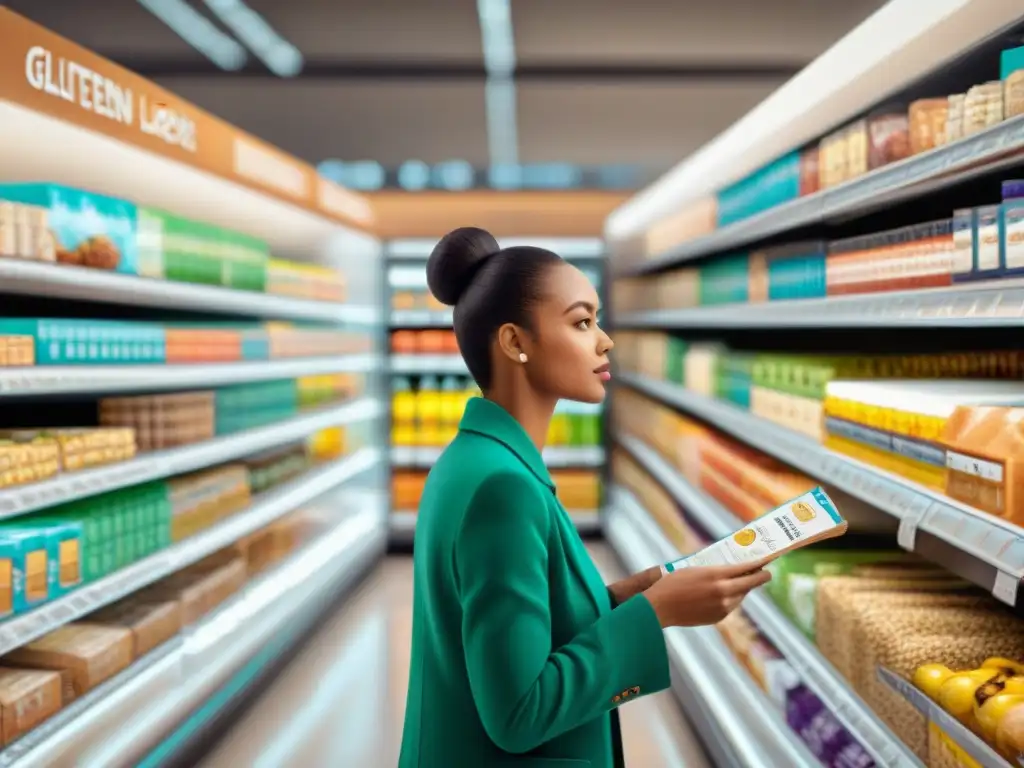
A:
[[398, 397, 671, 768]]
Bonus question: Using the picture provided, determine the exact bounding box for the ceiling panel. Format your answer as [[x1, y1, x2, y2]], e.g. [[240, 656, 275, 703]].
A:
[[155, 78, 490, 166], [512, 0, 888, 64], [246, 0, 482, 60], [515, 80, 784, 167]]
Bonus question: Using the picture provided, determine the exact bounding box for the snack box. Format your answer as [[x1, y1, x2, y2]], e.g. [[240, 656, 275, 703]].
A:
[[0, 319, 165, 365], [0, 520, 83, 600], [662, 487, 847, 573], [137, 207, 268, 291], [3, 624, 134, 696], [0, 667, 63, 745], [0, 528, 50, 613], [0, 183, 137, 274]]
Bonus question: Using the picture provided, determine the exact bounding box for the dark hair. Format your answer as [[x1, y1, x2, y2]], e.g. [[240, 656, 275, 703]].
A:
[[427, 227, 562, 390]]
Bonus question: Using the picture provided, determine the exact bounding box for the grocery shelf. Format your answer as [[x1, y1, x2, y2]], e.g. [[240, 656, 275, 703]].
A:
[[389, 354, 467, 375], [620, 373, 1024, 608], [0, 447, 381, 659], [620, 114, 1024, 276], [0, 397, 383, 519], [0, 258, 379, 325], [605, 486, 819, 768], [616, 435, 924, 767], [0, 485, 387, 767], [878, 667, 1021, 768], [390, 309, 454, 328], [388, 509, 601, 543], [390, 444, 605, 469], [0, 354, 380, 398], [617, 278, 1024, 329]]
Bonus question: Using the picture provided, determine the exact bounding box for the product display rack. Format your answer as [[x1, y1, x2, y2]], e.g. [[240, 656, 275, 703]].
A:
[[605, 7, 1024, 767], [385, 238, 609, 545], [0, 486, 386, 768], [620, 373, 1024, 610], [619, 114, 1024, 277], [615, 435, 922, 767], [0, 7, 387, 760]]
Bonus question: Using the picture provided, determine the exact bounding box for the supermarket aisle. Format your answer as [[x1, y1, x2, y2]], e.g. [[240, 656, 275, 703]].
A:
[[200, 547, 710, 768]]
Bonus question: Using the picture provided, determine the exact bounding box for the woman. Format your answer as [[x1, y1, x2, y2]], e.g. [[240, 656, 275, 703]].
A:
[[398, 227, 770, 768]]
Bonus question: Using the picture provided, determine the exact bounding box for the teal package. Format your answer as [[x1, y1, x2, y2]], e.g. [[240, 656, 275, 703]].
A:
[[765, 241, 827, 301], [1000, 44, 1024, 79], [0, 528, 51, 613], [699, 253, 750, 305], [0, 183, 138, 274], [0, 319, 166, 365], [0, 521, 83, 598], [717, 152, 802, 227]]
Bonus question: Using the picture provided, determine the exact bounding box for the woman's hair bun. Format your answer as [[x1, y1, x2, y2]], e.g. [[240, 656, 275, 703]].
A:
[[426, 227, 500, 306]]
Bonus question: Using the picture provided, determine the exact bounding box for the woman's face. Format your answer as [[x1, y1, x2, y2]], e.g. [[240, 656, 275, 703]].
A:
[[518, 262, 614, 404]]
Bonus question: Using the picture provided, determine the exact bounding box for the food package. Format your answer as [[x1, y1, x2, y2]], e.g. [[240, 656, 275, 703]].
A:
[[0, 667, 63, 745], [3, 623, 134, 696]]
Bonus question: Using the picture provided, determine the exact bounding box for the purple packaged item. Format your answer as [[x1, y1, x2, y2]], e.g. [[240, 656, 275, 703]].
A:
[[1001, 179, 1024, 200], [786, 684, 877, 767]]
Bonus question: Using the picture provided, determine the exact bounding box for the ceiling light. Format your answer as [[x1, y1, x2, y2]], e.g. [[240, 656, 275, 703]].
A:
[[137, 0, 247, 71], [203, 0, 304, 77]]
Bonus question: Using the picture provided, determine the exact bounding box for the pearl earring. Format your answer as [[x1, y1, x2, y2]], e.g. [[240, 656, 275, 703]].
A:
[[519, 353, 528, 363]]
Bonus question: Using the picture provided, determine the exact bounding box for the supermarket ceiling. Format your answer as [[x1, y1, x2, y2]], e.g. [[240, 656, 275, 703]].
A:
[[8, 0, 888, 189]]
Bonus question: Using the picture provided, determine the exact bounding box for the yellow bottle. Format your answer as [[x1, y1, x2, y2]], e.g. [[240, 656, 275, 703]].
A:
[[439, 376, 463, 444], [417, 375, 443, 447], [392, 376, 417, 446]]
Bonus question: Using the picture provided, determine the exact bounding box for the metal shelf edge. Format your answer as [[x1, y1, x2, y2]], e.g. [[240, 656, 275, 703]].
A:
[[0, 259, 379, 324], [619, 373, 1024, 607], [0, 355, 380, 397], [618, 114, 1024, 276]]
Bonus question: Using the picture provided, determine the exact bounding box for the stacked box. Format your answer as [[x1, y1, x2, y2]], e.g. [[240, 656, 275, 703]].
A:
[[167, 465, 251, 541], [164, 325, 242, 363], [215, 380, 298, 435], [244, 445, 310, 494], [699, 253, 750, 306], [99, 392, 215, 452]]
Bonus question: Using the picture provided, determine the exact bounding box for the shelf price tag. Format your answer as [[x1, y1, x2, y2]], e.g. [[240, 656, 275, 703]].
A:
[[992, 570, 1020, 607], [897, 508, 928, 552]]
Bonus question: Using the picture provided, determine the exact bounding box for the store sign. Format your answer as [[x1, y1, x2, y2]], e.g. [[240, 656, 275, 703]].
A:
[[0, 8, 372, 230]]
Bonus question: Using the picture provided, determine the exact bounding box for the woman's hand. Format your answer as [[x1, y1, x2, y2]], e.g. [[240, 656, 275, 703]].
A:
[[643, 563, 771, 628]]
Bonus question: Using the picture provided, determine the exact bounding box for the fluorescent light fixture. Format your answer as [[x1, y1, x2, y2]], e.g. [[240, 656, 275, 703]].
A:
[[204, 0, 304, 77], [137, 0, 247, 71], [477, 0, 519, 171]]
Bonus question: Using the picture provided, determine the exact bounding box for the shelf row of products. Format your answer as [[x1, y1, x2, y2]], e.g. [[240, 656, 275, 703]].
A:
[[0, 432, 348, 622], [391, 468, 603, 513], [616, 177, 1024, 312], [0, 182, 346, 301], [0, 497, 331, 750], [632, 45, 1024, 262], [391, 374, 602, 450], [615, 331, 1024, 529], [391, 330, 459, 357], [0, 320, 370, 368], [612, 410, 1024, 766], [0, 375, 360, 491]]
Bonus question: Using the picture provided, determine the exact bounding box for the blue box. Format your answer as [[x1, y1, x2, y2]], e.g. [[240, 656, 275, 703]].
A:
[[0, 529, 51, 613]]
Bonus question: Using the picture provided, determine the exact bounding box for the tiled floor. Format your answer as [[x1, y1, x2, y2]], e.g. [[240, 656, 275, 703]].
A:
[[200, 547, 711, 767]]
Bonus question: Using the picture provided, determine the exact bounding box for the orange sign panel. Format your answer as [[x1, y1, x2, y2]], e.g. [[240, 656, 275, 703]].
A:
[[0, 8, 373, 231]]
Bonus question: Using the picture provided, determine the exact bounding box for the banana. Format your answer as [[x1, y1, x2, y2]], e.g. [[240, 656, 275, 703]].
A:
[[939, 670, 1001, 728], [981, 658, 1024, 675], [995, 702, 1024, 760]]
